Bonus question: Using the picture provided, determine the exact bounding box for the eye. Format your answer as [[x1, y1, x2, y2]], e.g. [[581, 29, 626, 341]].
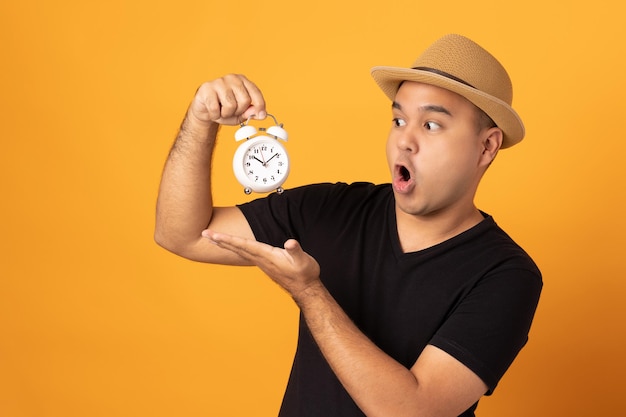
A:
[[424, 121, 441, 131], [392, 118, 407, 127]]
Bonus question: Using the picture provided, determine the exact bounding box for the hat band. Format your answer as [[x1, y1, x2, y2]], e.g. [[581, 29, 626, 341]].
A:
[[412, 66, 475, 89]]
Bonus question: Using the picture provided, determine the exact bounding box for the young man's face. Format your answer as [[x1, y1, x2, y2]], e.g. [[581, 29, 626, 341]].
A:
[[386, 81, 498, 218]]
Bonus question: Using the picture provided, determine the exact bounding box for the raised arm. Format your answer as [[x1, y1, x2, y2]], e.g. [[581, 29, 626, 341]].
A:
[[154, 74, 265, 265]]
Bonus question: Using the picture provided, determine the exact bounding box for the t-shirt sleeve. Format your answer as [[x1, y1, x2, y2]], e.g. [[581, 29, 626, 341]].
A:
[[237, 182, 342, 247], [429, 266, 542, 394]]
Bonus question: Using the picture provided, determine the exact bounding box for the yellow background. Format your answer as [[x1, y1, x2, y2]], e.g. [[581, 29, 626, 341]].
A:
[[1, 0, 625, 416]]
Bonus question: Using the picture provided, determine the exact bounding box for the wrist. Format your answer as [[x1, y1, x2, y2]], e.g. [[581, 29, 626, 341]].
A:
[[292, 280, 327, 308], [179, 111, 220, 144]]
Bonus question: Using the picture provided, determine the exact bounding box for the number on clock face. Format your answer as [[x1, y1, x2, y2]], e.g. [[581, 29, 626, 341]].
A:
[[243, 143, 288, 185]]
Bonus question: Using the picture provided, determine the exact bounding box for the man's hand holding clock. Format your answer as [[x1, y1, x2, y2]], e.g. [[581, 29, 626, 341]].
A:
[[187, 74, 290, 195], [188, 74, 267, 126]]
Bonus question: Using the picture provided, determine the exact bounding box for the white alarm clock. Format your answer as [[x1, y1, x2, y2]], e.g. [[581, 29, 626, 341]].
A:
[[232, 114, 290, 194]]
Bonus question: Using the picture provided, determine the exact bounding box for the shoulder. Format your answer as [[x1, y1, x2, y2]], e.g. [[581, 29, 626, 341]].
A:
[[240, 182, 391, 211], [286, 181, 389, 199], [434, 214, 543, 291], [236, 182, 392, 245], [480, 216, 542, 277], [462, 216, 543, 305]]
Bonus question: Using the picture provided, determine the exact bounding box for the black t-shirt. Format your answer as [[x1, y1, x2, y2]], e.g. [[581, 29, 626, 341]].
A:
[[238, 182, 542, 417]]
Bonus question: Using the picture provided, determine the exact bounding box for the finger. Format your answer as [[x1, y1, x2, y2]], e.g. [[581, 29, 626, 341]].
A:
[[203, 230, 271, 259], [283, 239, 315, 268], [192, 75, 267, 125], [189, 82, 221, 122], [222, 75, 253, 120], [191, 79, 238, 124], [202, 87, 224, 121], [212, 77, 242, 120], [240, 76, 267, 120], [284, 239, 304, 258]]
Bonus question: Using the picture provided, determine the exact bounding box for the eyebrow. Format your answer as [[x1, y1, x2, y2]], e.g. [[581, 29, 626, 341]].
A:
[[392, 101, 452, 117]]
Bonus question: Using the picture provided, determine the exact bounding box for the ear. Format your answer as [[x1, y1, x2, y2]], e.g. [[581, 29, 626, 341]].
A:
[[479, 127, 503, 167]]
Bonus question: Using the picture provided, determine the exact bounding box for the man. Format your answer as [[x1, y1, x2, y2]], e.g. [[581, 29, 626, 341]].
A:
[[155, 34, 542, 417]]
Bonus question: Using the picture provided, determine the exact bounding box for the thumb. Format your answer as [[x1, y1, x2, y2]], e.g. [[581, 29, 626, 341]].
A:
[[284, 239, 302, 253], [284, 239, 321, 278], [242, 106, 267, 122], [284, 239, 309, 263]]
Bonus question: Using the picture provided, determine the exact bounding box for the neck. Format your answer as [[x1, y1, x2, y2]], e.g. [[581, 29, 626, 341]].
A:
[[395, 204, 485, 253]]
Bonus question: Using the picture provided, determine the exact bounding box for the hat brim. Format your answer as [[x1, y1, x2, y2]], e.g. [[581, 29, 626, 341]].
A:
[[371, 66, 525, 148]]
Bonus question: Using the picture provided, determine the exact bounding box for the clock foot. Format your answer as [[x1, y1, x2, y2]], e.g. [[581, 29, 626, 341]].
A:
[[276, 187, 284, 194], [244, 187, 252, 195]]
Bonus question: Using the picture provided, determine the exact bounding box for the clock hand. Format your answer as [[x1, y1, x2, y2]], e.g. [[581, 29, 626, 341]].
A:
[[252, 156, 265, 165], [260, 149, 267, 166], [265, 153, 279, 164]]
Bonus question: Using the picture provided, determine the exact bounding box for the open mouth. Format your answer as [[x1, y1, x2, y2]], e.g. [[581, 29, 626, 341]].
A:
[[399, 166, 411, 182], [393, 164, 414, 193]]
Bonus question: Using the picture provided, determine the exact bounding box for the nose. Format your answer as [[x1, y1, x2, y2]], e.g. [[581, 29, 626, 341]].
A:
[[393, 128, 418, 154]]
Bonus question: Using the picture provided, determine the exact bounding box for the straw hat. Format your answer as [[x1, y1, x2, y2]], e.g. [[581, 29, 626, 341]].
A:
[[371, 34, 524, 148]]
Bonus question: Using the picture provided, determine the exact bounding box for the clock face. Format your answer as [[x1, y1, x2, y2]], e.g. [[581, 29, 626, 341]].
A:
[[233, 136, 290, 193]]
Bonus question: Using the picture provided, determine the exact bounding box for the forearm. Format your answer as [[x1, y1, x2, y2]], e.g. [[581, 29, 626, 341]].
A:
[[294, 282, 425, 417], [205, 232, 486, 415], [155, 111, 219, 253]]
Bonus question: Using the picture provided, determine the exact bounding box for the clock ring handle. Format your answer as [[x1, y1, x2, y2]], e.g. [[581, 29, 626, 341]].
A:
[[240, 113, 281, 127], [236, 114, 289, 142]]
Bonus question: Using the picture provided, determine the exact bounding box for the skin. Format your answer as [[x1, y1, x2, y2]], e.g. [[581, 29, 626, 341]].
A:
[[387, 82, 502, 252], [155, 74, 260, 265], [155, 76, 504, 417]]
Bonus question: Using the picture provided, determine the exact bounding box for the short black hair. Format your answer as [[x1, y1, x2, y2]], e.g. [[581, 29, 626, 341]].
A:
[[476, 107, 497, 132]]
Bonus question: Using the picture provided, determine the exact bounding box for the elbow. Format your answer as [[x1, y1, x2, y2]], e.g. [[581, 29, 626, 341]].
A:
[[154, 228, 174, 253], [154, 227, 187, 257], [154, 223, 206, 263], [154, 212, 205, 260]]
